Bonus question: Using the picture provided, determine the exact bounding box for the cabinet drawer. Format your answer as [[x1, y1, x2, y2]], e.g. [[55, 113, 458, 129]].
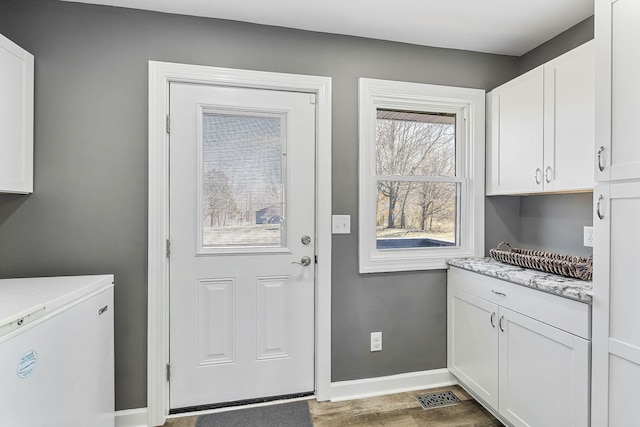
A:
[[448, 266, 591, 339]]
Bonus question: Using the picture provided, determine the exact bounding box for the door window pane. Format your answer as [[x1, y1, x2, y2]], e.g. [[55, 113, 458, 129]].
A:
[[201, 111, 286, 249]]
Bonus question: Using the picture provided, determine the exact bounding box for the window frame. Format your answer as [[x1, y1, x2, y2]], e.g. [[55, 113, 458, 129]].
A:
[[358, 78, 485, 273]]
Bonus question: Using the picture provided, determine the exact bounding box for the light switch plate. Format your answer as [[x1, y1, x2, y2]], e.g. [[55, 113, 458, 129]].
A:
[[332, 215, 351, 234]]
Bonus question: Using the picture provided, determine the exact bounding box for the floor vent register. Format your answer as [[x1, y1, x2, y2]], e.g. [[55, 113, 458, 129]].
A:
[[415, 391, 461, 410]]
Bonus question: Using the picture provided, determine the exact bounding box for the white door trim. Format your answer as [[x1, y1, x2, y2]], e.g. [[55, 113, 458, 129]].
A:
[[147, 61, 332, 427]]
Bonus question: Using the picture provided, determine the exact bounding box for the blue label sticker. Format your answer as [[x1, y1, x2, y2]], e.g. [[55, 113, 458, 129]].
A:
[[17, 350, 38, 379]]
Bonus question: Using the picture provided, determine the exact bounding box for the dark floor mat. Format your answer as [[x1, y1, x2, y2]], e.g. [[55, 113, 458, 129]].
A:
[[195, 400, 313, 427]]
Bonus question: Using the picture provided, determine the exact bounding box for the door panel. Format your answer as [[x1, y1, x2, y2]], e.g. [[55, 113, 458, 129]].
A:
[[169, 83, 315, 409]]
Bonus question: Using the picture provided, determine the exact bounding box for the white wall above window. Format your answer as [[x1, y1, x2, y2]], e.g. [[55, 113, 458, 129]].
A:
[[358, 78, 485, 273]]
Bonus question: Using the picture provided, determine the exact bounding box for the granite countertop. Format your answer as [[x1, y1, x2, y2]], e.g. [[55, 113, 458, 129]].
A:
[[447, 257, 593, 304]]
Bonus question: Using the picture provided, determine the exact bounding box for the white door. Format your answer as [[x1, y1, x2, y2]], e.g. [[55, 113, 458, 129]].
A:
[[168, 82, 316, 410]]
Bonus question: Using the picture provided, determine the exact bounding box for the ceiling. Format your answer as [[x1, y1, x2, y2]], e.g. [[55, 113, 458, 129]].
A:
[[61, 0, 594, 56]]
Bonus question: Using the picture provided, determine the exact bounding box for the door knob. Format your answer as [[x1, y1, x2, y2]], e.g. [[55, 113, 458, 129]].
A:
[[292, 256, 312, 266]]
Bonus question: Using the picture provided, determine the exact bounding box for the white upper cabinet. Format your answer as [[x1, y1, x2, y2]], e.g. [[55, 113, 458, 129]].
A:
[[0, 33, 33, 194], [487, 41, 594, 195], [544, 41, 595, 192], [487, 66, 544, 195], [595, 0, 640, 182]]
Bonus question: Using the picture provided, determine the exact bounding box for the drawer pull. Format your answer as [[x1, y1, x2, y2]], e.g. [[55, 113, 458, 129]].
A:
[[499, 315, 505, 332], [490, 312, 496, 328], [491, 290, 506, 297]]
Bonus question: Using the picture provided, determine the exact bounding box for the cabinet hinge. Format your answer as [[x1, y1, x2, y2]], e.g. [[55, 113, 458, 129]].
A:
[[166, 239, 171, 259], [315, 255, 318, 264], [166, 114, 170, 134], [310, 94, 317, 104], [166, 363, 171, 381]]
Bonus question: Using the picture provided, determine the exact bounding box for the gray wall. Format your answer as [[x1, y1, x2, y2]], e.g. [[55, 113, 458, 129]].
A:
[[519, 193, 593, 257], [0, 0, 520, 410], [520, 16, 594, 74], [486, 16, 595, 258]]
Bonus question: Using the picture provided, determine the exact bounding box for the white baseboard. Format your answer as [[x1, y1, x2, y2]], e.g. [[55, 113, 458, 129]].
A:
[[115, 408, 148, 427], [330, 368, 457, 402]]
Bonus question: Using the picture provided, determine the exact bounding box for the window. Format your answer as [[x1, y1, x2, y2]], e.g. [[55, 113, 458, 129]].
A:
[[198, 109, 287, 254], [359, 78, 485, 273]]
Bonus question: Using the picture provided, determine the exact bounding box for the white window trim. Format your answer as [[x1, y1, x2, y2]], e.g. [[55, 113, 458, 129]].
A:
[[358, 78, 485, 273]]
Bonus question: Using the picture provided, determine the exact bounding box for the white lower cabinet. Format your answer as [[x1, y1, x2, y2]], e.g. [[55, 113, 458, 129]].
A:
[[448, 267, 591, 427]]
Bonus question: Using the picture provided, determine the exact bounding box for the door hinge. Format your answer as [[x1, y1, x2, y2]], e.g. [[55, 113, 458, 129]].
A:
[[166, 239, 171, 259], [166, 114, 171, 134], [310, 94, 317, 104], [166, 363, 171, 381]]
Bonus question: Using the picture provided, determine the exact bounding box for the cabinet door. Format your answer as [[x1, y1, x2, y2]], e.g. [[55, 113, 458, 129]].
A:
[[543, 41, 594, 192], [448, 287, 499, 408], [592, 182, 640, 426], [498, 308, 589, 427], [0, 33, 33, 194], [595, 0, 640, 182], [487, 67, 544, 195]]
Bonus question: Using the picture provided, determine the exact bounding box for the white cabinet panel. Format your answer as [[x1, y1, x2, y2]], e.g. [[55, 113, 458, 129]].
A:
[[610, 0, 640, 181], [596, 0, 640, 182], [609, 192, 640, 349], [487, 67, 544, 195], [0, 33, 33, 194], [592, 182, 640, 426], [544, 41, 594, 192], [499, 308, 589, 427], [608, 353, 640, 427], [448, 287, 499, 408]]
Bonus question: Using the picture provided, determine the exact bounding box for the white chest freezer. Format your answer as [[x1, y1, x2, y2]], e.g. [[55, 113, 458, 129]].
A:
[[0, 275, 114, 427]]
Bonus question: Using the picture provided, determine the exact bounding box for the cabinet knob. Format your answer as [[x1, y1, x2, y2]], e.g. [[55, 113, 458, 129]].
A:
[[534, 168, 542, 185], [490, 312, 496, 328], [545, 166, 553, 184], [499, 315, 505, 332]]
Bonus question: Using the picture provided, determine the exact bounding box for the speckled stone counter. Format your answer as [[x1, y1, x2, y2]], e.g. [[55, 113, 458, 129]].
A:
[[447, 257, 593, 304]]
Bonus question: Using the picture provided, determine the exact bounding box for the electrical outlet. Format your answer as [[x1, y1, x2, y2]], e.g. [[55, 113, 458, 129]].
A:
[[584, 226, 594, 247], [370, 332, 382, 352]]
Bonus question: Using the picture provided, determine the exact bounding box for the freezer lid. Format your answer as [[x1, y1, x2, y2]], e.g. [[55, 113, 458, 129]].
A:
[[0, 275, 114, 330]]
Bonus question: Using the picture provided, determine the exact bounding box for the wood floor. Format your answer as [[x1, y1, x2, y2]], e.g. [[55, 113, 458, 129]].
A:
[[162, 385, 504, 426]]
